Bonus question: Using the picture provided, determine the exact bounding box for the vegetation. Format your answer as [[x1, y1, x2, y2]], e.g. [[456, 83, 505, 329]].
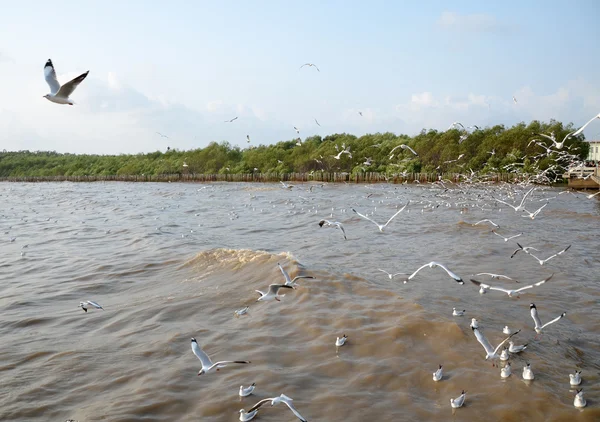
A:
[[0, 120, 589, 178]]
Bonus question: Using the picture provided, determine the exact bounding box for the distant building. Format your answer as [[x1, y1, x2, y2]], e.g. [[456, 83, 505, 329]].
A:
[[588, 140, 600, 162]]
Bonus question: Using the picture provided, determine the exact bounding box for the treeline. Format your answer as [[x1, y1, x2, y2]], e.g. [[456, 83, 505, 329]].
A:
[[0, 120, 590, 178]]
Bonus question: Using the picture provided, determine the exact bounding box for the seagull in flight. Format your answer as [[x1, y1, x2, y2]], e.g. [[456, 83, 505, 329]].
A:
[[255, 284, 294, 302], [530, 303, 566, 336], [472, 326, 521, 361], [314, 118, 321, 127], [448, 122, 465, 130], [474, 219, 499, 228], [470, 274, 553, 298], [318, 219, 347, 240], [225, 117, 238, 123], [351, 202, 409, 232], [389, 144, 418, 157], [155, 132, 170, 139], [493, 187, 535, 212], [475, 273, 518, 282], [521, 203, 547, 219], [510, 243, 539, 259], [300, 63, 320, 72], [407, 261, 464, 284], [378, 269, 405, 280], [492, 230, 522, 242], [190, 338, 250, 375], [525, 245, 571, 265], [513, 96, 518, 104], [277, 263, 315, 287], [43, 59, 89, 105], [247, 394, 307, 422], [79, 300, 104, 312]]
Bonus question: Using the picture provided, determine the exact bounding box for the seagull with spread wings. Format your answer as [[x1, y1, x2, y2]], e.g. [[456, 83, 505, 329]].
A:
[[43, 59, 89, 105], [352, 202, 409, 232], [300, 63, 320, 72], [190, 338, 250, 376], [470, 274, 553, 298]]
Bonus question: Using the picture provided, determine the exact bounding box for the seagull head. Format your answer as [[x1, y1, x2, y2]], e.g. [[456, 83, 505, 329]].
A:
[[43, 94, 51, 99], [197, 369, 205, 376]]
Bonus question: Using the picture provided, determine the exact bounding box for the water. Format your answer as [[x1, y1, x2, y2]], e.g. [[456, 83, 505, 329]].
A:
[[1, 182, 599, 421]]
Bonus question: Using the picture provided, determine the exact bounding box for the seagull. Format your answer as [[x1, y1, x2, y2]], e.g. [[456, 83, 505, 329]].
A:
[[521, 203, 547, 219], [234, 306, 249, 317], [470, 318, 479, 329], [526, 245, 571, 265], [433, 365, 443, 381], [493, 187, 535, 212], [255, 284, 294, 302], [191, 338, 250, 375], [248, 394, 308, 422], [378, 269, 405, 280], [499, 348, 509, 361], [452, 308, 465, 316], [225, 117, 239, 123], [318, 219, 347, 240], [293, 126, 300, 134], [448, 122, 465, 130], [513, 96, 518, 104], [501, 362, 512, 378], [491, 231, 522, 242], [277, 263, 315, 287], [246, 135, 251, 143], [239, 408, 258, 421], [472, 326, 521, 361], [239, 383, 256, 397], [574, 389, 586, 408], [508, 341, 527, 353], [335, 334, 347, 347], [530, 303, 566, 335], [476, 272, 518, 282], [43, 59, 89, 105], [522, 363, 534, 380], [351, 202, 409, 232], [474, 219, 499, 228], [358, 111, 363, 116], [407, 261, 464, 284], [389, 144, 418, 157], [300, 63, 320, 72], [155, 132, 169, 139], [470, 274, 553, 298], [315, 118, 321, 126], [450, 391, 466, 408], [79, 300, 104, 312], [510, 243, 540, 259], [570, 370, 582, 386], [503, 326, 512, 335], [280, 181, 294, 190], [571, 112, 600, 137]]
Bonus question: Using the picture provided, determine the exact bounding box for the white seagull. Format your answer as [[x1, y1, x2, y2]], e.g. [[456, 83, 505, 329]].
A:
[[470, 274, 553, 298], [508, 341, 527, 353], [239, 383, 256, 397], [501, 362, 512, 378], [278, 263, 315, 287], [450, 391, 466, 408], [351, 202, 409, 232], [530, 303, 566, 335], [335, 334, 347, 347], [378, 269, 405, 280], [521, 203, 547, 219], [522, 363, 534, 380], [526, 245, 571, 265], [510, 243, 540, 259], [79, 300, 104, 312], [300, 63, 320, 72], [470, 318, 479, 329], [239, 408, 258, 421], [255, 284, 294, 302], [433, 365, 443, 381], [503, 326, 512, 335], [248, 394, 307, 422], [318, 219, 347, 240], [499, 348, 509, 361], [474, 219, 500, 228], [234, 306, 250, 317], [491, 230, 522, 242], [472, 326, 521, 361], [476, 272, 518, 282], [452, 308, 465, 316], [570, 370, 582, 386], [191, 338, 250, 376], [43, 59, 89, 105], [493, 187, 535, 212], [407, 261, 464, 284], [574, 389, 586, 408]]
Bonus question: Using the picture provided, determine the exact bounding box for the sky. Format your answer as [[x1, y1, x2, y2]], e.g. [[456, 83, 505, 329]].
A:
[[0, 0, 599, 154]]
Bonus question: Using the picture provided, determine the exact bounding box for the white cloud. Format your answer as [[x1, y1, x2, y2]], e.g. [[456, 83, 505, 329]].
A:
[[438, 11, 508, 33]]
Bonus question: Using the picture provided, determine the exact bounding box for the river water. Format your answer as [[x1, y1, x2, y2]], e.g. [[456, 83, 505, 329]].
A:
[[1, 181, 599, 422]]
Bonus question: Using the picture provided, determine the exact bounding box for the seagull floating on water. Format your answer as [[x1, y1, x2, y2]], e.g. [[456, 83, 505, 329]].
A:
[[450, 390, 466, 408], [522, 363, 534, 380], [79, 300, 103, 312], [499, 348, 509, 361], [452, 308, 465, 316], [239, 383, 256, 397], [335, 334, 347, 347], [433, 365, 443, 381], [502, 326, 512, 335], [501, 362, 512, 378], [470, 274, 553, 298], [43, 59, 89, 105], [508, 341, 527, 353], [234, 306, 249, 317], [248, 394, 307, 422], [570, 370, 582, 386], [191, 338, 250, 376], [239, 408, 258, 421], [351, 202, 409, 232], [574, 389, 586, 408]]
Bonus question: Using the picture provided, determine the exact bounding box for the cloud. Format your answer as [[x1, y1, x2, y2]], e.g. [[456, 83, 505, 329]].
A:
[[438, 12, 508, 33]]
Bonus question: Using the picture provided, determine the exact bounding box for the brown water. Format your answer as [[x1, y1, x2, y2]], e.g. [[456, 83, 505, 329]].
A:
[[1, 182, 599, 422]]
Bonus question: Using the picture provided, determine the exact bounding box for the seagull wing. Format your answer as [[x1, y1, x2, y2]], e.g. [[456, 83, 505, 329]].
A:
[[247, 398, 275, 413], [191, 339, 213, 369], [267, 284, 294, 295], [56, 71, 89, 98], [530, 307, 543, 329], [492, 197, 518, 211], [540, 312, 566, 329], [351, 208, 381, 228], [290, 275, 315, 283], [408, 262, 433, 280], [572, 113, 600, 136], [86, 300, 104, 309], [43, 59, 61, 95], [389, 145, 402, 154], [470, 279, 493, 290], [383, 202, 409, 227], [431, 262, 463, 283], [401, 144, 418, 155], [472, 327, 495, 355], [492, 330, 521, 355], [280, 397, 308, 422], [378, 269, 391, 276], [207, 360, 250, 371], [491, 231, 505, 240], [278, 263, 292, 285], [518, 187, 536, 208], [337, 223, 347, 240], [514, 274, 553, 293]]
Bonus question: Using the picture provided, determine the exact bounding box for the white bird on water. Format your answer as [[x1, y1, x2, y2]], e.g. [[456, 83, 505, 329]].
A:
[[79, 300, 104, 312], [470, 318, 479, 329], [191, 338, 250, 376], [247, 394, 308, 422], [239, 408, 258, 421], [508, 341, 527, 354], [530, 303, 566, 336], [407, 261, 464, 284], [351, 202, 409, 232], [569, 370, 582, 386], [278, 263, 315, 287], [501, 362, 512, 378], [234, 306, 249, 317], [522, 362, 534, 380], [574, 389, 586, 408], [433, 365, 443, 381], [499, 348, 509, 361], [472, 326, 521, 362], [336, 334, 348, 347], [452, 308, 465, 316], [450, 390, 466, 408], [255, 284, 294, 302], [470, 274, 553, 298], [503, 326, 512, 335], [43, 59, 89, 105], [239, 383, 256, 397]]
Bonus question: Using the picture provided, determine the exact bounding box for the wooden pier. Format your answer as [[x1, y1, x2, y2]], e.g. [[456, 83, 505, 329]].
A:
[[563, 167, 600, 190]]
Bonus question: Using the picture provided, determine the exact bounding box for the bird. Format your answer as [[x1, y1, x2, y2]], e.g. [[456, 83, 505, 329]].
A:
[[472, 326, 521, 361], [43, 59, 89, 105], [510, 243, 540, 259], [513, 96, 518, 104], [247, 394, 307, 422], [190, 338, 250, 375], [351, 202, 409, 232], [155, 132, 169, 139], [469, 274, 553, 298], [474, 219, 499, 228], [234, 306, 249, 317], [470, 318, 479, 329], [508, 341, 527, 353], [225, 117, 238, 123], [314, 118, 321, 126], [399, 144, 418, 156], [491, 231, 522, 242], [277, 263, 315, 287], [239, 408, 258, 421], [569, 370, 582, 386], [503, 326, 512, 335], [476, 272, 518, 282], [79, 300, 104, 312], [239, 383, 256, 397], [499, 348, 509, 361], [433, 365, 443, 381], [318, 219, 347, 240], [336, 334, 347, 347], [293, 126, 300, 134], [448, 122, 465, 130], [450, 391, 466, 408], [300, 63, 320, 72], [501, 362, 512, 378], [246, 135, 251, 143], [407, 261, 464, 284], [522, 363, 534, 380], [493, 187, 535, 212], [358, 111, 363, 116], [452, 308, 465, 316], [521, 203, 547, 219], [574, 389, 586, 408], [255, 284, 294, 302], [530, 303, 566, 336], [378, 269, 405, 280], [525, 245, 571, 265]]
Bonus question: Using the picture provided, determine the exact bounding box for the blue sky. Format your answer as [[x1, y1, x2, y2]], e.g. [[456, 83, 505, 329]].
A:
[[0, 1, 599, 154]]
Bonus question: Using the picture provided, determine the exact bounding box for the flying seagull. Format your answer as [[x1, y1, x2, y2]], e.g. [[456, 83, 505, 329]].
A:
[[351, 202, 409, 232], [492, 230, 522, 242], [247, 394, 307, 422], [255, 284, 294, 302], [529, 303, 566, 335], [79, 300, 104, 312], [277, 263, 315, 287], [493, 187, 535, 212], [190, 338, 250, 375], [225, 117, 238, 123], [470, 274, 553, 298], [407, 261, 464, 284], [43, 59, 89, 105], [318, 219, 347, 240], [472, 326, 521, 361], [300, 63, 320, 72], [526, 245, 571, 265], [315, 118, 321, 127], [155, 132, 169, 139]]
